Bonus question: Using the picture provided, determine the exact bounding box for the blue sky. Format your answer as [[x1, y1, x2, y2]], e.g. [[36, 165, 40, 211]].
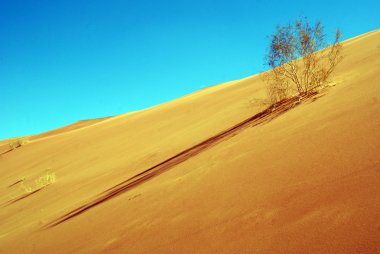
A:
[[1, 0, 379, 139]]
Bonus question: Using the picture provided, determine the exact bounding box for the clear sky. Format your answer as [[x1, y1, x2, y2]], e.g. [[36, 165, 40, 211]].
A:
[[1, 0, 379, 139]]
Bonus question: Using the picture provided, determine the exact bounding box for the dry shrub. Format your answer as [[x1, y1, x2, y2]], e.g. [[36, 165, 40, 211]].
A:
[[264, 18, 343, 103]]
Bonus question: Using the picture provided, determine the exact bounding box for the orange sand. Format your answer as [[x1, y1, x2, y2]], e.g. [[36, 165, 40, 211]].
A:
[[0, 29, 379, 254]]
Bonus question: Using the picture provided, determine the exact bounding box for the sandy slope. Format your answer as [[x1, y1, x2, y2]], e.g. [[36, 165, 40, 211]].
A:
[[0, 29, 379, 254]]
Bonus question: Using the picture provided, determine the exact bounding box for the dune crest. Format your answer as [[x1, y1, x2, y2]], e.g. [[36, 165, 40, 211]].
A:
[[0, 29, 379, 254]]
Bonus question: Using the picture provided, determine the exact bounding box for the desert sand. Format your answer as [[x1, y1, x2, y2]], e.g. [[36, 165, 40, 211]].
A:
[[0, 29, 379, 254]]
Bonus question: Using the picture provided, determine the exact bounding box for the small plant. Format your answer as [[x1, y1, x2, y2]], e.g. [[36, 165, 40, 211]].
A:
[[21, 183, 33, 193], [21, 172, 56, 193], [9, 141, 18, 150], [9, 137, 30, 150], [35, 172, 56, 189], [18, 137, 29, 146], [18, 176, 27, 182]]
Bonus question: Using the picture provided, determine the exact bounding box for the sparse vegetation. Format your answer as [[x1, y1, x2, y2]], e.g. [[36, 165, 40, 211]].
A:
[[21, 172, 56, 193], [9, 141, 18, 150], [9, 137, 30, 150], [264, 18, 343, 103], [35, 172, 56, 188]]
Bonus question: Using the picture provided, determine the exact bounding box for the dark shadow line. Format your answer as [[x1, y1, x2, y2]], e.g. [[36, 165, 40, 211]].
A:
[[0, 148, 14, 156], [2, 188, 42, 207], [41, 93, 317, 229], [7, 179, 24, 188]]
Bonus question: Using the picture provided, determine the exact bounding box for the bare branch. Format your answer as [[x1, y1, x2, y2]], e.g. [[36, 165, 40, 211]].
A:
[[264, 18, 343, 102]]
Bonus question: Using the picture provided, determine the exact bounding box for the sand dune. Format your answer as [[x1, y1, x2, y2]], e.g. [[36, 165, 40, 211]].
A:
[[0, 29, 379, 253], [30, 117, 112, 141]]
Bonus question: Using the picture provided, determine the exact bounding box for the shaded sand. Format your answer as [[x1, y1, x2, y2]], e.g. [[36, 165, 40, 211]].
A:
[[0, 29, 379, 253]]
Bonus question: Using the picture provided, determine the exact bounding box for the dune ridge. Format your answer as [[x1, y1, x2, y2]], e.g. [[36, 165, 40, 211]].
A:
[[0, 29, 379, 254]]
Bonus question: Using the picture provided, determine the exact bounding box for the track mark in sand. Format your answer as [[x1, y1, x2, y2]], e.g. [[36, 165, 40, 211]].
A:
[[42, 93, 318, 229], [2, 188, 42, 207], [0, 148, 13, 156], [7, 179, 24, 188]]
